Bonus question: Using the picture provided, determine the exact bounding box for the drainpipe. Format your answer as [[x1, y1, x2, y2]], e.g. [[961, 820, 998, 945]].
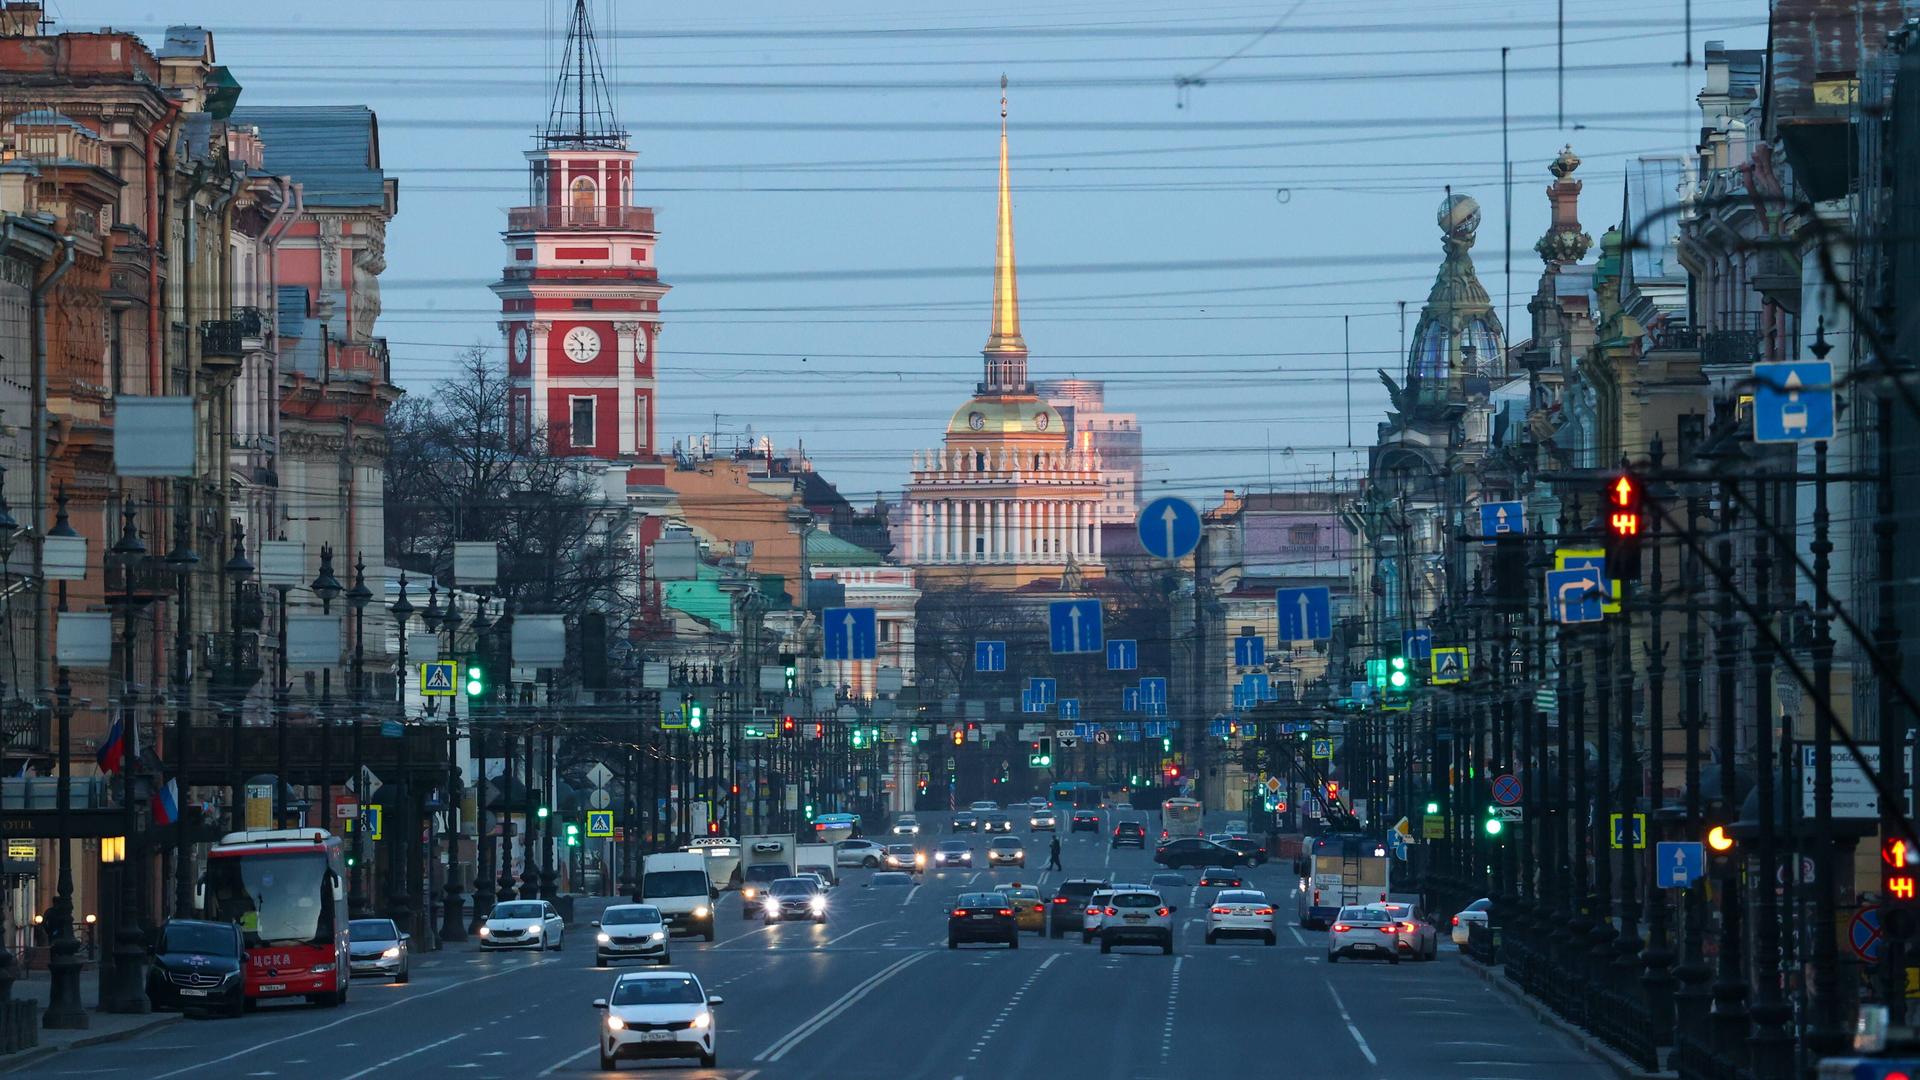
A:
[[263, 180, 301, 537], [27, 221, 75, 694]]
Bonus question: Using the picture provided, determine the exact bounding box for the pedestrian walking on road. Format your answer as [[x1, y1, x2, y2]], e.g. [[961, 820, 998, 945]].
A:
[[1047, 835, 1062, 870]]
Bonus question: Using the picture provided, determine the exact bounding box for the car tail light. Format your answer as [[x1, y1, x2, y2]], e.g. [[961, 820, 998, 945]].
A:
[[1034, 905, 1044, 913], [1052, 897, 1068, 904], [1332, 923, 1351, 933], [1156, 907, 1171, 918], [952, 909, 967, 918], [1105, 907, 1118, 916], [1381, 927, 1399, 935], [1256, 908, 1274, 916], [1451, 915, 1460, 926], [1086, 907, 1099, 916], [998, 909, 1014, 917], [1401, 921, 1418, 933], [1211, 907, 1231, 915]]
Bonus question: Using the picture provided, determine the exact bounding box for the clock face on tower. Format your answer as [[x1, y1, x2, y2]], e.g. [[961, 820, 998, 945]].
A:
[[513, 326, 530, 362], [563, 326, 602, 363]]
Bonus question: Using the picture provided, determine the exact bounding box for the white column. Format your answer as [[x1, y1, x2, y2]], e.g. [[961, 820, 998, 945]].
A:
[[937, 501, 949, 562], [961, 501, 973, 562], [1048, 501, 1061, 562], [1071, 502, 1083, 558], [1092, 507, 1103, 562], [997, 500, 1008, 562], [927, 501, 938, 562]]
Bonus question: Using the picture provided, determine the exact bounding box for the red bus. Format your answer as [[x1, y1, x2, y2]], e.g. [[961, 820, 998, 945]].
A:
[[203, 829, 351, 1007]]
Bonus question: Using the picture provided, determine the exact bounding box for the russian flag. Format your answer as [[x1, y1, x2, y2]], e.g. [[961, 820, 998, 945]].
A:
[[95, 719, 125, 774], [151, 778, 179, 827]]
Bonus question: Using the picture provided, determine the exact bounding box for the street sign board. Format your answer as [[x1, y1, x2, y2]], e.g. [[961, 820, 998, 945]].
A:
[[1136, 496, 1202, 560], [1106, 639, 1138, 671], [1049, 599, 1104, 654], [1752, 360, 1836, 444], [974, 640, 1007, 673], [1310, 737, 1332, 760], [1800, 744, 1912, 819], [1145, 720, 1170, 738], [1401, 628, 1433, 663], [823, 606, 878, 661], [1431, 647, 1468, 685], [1853, 906, 1885, 963], [420, 661, 457, 696], [1275, 587, 1333, 641], [1609, 812, 1647, 850], [365, 805, 383, 841], [1209, 717, 1230, 737], [1491, 806, 1524, 821], [586, 810, 614, 838], [1555, 549, 1619, 614], [1030, 678, 1057, 706], [1279, 721, 1312, 735], [1021, 689, 1041, 714], [1058, 699, 1081, 720], [1656, 841, 1705, 888], [1139, 677, 1168, 706], [1244, 673, 1271, 702], [1479, 500, 1525, 545], [1491, 774, 1522, 806], [1122, 687, 1141, 712], [1546, 568, 1607, 625], [1233, 635, 1266, 668], [1422, 814, 1446, 839], [1266, 777, 1283, 796]]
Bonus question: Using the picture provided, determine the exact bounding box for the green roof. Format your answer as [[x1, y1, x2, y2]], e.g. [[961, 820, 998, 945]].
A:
[[807, 529, 882, 567], [662, 563, 734, 632]]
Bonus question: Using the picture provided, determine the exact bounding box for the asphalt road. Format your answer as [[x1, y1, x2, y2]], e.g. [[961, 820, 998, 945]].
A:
[[20, 815, 1612, 1080]]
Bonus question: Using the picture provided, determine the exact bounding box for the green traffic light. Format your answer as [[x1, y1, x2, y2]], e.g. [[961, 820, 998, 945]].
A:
[[1161, 737, 1172, 752], [1388, 670, 1409, 689], [1425, 800, 1441, 815], [1484, 817, 1504, 836], [537, 805, 549, 819]]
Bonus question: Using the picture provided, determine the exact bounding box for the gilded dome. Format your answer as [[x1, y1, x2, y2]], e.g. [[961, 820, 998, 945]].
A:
[[947, 396, 1063, 437]]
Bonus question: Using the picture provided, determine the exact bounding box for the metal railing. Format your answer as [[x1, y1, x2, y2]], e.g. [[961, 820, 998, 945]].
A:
[[506, 205, 656, 233]]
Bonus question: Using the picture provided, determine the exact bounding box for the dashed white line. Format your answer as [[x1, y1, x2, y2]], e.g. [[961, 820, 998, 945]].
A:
[[1159, 953, 1184, 1066], [1324, 980, 1379, 1065], [755, 951, 932, 1062], [535, 1046, 594, 1077], [338, 1032, 468, 1080], [1290, 925, 1307, 946], [905, 884, 923, 905]]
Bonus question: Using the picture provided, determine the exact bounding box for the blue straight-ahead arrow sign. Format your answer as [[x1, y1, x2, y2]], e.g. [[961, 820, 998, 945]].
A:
[[1139, 677, 1167, 706], [1479, 501, 1525, 545], [1059, 699, 1080, 720], [1030, 677, 1057, 706], [1233, 635, 1265, 668], [1049, 599, 1104, 654], [1656, 841, 1705, 888], [974, 640, 1006, 672], [1136, 496, 1202, 560], [1752, 360, 1836, 443], [1275, 587, 1333, 641], [1106, 639, 1138, 671], [823, 606, 878, 660], [1121, 687, 1141, 713]]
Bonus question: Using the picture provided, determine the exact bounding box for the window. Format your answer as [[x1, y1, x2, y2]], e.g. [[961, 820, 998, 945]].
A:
[[634, 393, 650, 449], [569, 176, 596, 219], [1288, 525, 1319, 547], [975, 451, 986, 471], [570, 397, 596, 448], [511, 393, 531, 441], [572, 299, 592, 310]]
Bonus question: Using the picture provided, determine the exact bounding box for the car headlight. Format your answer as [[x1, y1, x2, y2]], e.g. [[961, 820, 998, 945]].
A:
[[743, 888, 758, 900], [308, 964, 333, 974], [597, 932, 611, 945], [915, 854, 926, 866], [810, 896, 826, 913], [650, 931, 666, 942], [381, 946, 401, 959], [692, 1011, 712, 1029], [478, 926, 491, 937], [527, 925, 542, 937], [694, 906, 710, 918], [607, 1015, 626, 1031], [764, 899, 779, 912]]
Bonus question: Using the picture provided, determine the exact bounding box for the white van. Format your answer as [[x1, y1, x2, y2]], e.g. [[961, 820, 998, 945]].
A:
[[640, 852, 716, 941], [796, 842, 837, 886]]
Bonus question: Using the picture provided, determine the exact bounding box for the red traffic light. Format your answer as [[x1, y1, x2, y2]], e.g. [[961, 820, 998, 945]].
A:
[[1607, 475, 1641, 537], [813, 723, 825, 738], [781, 716, 796, 734]]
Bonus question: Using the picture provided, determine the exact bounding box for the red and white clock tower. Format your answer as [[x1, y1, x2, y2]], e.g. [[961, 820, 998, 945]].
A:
[[493, 0, 666, 470]]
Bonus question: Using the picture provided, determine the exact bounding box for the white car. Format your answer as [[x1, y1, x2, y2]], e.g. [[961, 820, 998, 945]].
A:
[[891, 816, 922, 837], [479, 899, 565, 951], [1080, 888, 1117, 944], [1206, 889, 1277, 946], [970, 801, 1000, 813], [1098, 888, 1177, 954], [1451, 897, 1492, 945], [594, 970, 722, 1070], [799, 871, 834, 893], [595, 904, 670, 967], [835, 839, 887, 868], [1366, 901, 1439, 961], [1223, 820, 1250, 836], [1328, 905, 1400, 964], [1029, 810, 1058, 831]]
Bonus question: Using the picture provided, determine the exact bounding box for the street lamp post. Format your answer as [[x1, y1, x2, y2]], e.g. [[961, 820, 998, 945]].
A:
[[467, 598, 494, 932], [104, 502, 150, 1014], [386, 578, 415, 933], [311, 544, 343, 826], [439, 592, 468, 944], [165, 502, 198, 918], [345, 559, 374, 917], [222, 525, 256, 825], [41, 488, 85, 1029]]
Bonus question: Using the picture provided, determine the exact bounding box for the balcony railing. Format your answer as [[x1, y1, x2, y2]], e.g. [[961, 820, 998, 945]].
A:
[[1648, 324, 1699, 352], [506, 205, 655, 233], [1702, 329, 1762, 367]]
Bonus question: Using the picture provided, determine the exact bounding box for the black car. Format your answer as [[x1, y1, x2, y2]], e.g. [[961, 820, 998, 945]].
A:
[[1048, 877, 1109, 938], [1070, 811, 1101, 833], [146, 918, 245, 1016], [948, 892, 1019, 949], [1154, 838, 1245, 870], [1197, 866, 1244, 888], [1217, 837, 1268, 865], [1111, 820, 1147, 848]]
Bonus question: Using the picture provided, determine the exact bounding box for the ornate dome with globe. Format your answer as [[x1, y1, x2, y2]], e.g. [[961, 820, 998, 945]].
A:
[[1438, 192, 1482, 239]]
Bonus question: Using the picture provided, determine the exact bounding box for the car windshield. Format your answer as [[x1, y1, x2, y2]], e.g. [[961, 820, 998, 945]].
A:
[[770, 879, 814, 897], [1006, 888, 1038, 901], [603, 906, 662, 926], [1466, 898, 1492, 912], [1117, 821, 1143, 830], [493, 902, 546, 920], [888, 845, 916, 856], [897, 817, 918, 825], [348, 919, 398, 942], [954, 813, 976, 821], [939, 841, 969, 852], [991, 838, 1021, 848], [204, 851, 334, 948], [641, 870, 708, 898], [1058, 881, 1105, 899], [1219, 891, 1267, 905], [160, 922, 237, 956], [958, 893, 1004, 907], [1112, 892, 1160, 908], [610, 976, 704, 1007], [1339, 907, 1387, 923], [872, 872, 912, 886], [1204, 867, 1235, 876]]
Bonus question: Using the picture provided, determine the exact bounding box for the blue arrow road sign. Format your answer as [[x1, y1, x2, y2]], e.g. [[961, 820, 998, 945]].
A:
[[1232, 684, 1252, 710], [1136, 496, 1202, 560], [1210, 717, 1231, 737], [1275, 586, 1333, 641], [1122, 687, 1141, 712], [974, 640, 1006, 673], [1233, 635, 1265, 668], [1546, 568, 1606, 625], [1401, 628, 1433, 662], [1021, 688, 1037, 713], [1242, 672, 1270, 701], [1059, 699, 1081, 719], [1479, 500, 1525, 545], [1655, 841, 1705, 888], [823, 606, 878, 661], [1139, 677, 1168, 706], [1279, 721, 1312, 735], [1030, 678, 1056, 705], [1752, 360, 1835, 444], [1145, 720, 1170, 738], [1049, 599, 1104, 654], [1106, 639, 1138, 671]]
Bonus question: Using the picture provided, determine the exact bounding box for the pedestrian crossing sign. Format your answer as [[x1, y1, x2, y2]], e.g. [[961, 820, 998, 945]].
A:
[[365, 805, 383, 841], [420, 661, 457, 696], [1431, 647, 1468, 685], [586, 810, 614, 838]]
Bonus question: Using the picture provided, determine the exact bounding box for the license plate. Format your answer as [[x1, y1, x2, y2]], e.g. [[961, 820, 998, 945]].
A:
[[642, 1031, 675, 1043], [1354, 943, 1376, 951], [972, 913, 993, 920], [1125, 914, 1147, 923], [180, 988, 208, 997], [259, 983, 285, 991]]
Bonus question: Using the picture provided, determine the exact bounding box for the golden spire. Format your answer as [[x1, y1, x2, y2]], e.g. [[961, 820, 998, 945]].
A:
[[982, 74, 1027, 388]]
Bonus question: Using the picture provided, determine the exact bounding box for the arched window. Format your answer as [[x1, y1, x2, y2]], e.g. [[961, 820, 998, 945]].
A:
[[1414, 322, 1448, 381], [569, 176, 597, 222], [974, 451, 986, 471]]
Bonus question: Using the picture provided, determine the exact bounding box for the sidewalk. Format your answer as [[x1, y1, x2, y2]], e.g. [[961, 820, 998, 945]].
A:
[[0, 965, 179, 1071]]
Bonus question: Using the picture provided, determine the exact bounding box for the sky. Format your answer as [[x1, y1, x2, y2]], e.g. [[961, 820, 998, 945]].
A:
[[72, 0, 1768, 508]]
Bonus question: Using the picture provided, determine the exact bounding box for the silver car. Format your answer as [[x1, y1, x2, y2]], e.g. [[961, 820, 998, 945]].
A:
[[480, 899, 566, 951], [347, 917, 410, 982], [595, 904, 671, 967], [1365, 901, 1438, 961]]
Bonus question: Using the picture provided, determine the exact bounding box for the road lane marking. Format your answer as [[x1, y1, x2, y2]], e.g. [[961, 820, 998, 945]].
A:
[[905, 884, 922, 905], [338, 1031, 467, 1080], [754, 951, 931, 1062], [821, 920, 886, 947], [1290, 926, 1307, 946], [535, 1046, 594, 1077], [148, 956, 547, 1080], [1324, 980, 1379, 1066]]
